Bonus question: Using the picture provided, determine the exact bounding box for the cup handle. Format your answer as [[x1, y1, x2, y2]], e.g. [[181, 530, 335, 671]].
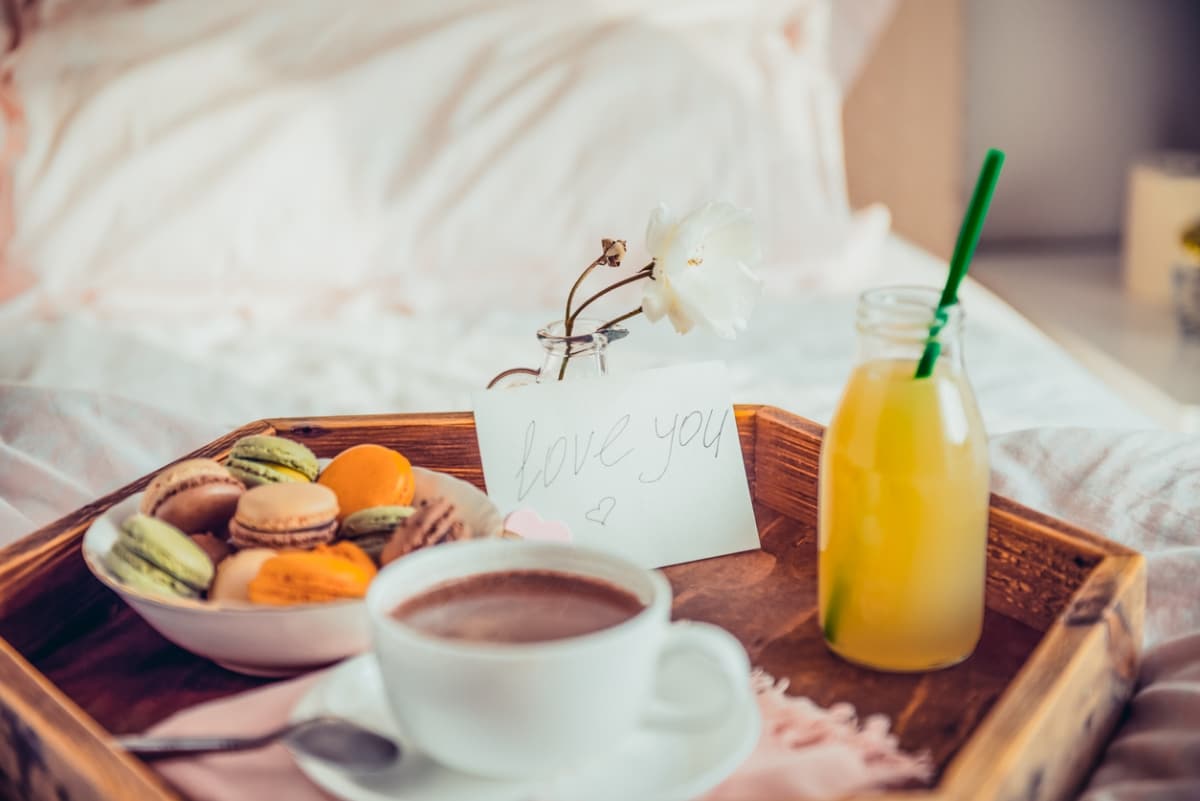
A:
[[642, 621, 752, 732]]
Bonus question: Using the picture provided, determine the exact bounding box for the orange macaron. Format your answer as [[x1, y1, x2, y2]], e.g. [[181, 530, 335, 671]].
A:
[[317, 444, 415, 520], [247, 548, 375, 606], [309, 541, 378, 577]]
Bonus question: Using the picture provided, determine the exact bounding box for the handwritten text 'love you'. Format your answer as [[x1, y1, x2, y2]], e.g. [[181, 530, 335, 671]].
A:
[[515, 408, 730, 526]]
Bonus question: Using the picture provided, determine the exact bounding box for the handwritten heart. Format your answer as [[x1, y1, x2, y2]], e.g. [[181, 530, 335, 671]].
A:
[[584, 497, 616, 526], [503, 508, 573, 543]]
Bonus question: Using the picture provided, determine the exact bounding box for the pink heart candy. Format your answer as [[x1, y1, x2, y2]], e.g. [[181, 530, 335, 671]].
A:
[[503, 508, 573, 544]]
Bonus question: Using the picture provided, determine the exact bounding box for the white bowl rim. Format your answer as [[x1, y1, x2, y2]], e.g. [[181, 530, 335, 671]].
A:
[[82, 466, 502, 616]]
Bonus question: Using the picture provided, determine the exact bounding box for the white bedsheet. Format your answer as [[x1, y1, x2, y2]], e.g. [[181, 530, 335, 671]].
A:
[[4, 0, 854, 316], [0, 235, 1152, 433]]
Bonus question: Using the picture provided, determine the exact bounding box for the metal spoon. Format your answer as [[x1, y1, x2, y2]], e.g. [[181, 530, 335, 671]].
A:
[[117, 716, 401, 772]]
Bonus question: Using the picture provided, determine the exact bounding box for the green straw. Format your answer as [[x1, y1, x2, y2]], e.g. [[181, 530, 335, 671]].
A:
[[913, 148, 1006, 379]]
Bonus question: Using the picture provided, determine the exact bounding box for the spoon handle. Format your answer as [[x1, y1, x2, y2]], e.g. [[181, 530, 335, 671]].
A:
[[116, 730, 279, 760]]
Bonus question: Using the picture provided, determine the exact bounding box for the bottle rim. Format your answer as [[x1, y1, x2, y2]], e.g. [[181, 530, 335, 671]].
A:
[[539, 318, 611, 346], [856, 285, 964, 344]]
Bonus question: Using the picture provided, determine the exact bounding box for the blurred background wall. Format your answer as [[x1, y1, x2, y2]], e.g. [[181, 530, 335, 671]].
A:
[[844, 0, 1200, 258]]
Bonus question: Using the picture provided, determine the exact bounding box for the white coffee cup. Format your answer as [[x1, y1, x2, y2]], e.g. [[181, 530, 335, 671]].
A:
[[366, 538, 752, 779]]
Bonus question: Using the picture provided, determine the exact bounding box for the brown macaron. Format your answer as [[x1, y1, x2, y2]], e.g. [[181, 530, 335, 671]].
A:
[[380, 496, 470, 566], [229, 483, 340, 550], [140, 458, 245, 535]]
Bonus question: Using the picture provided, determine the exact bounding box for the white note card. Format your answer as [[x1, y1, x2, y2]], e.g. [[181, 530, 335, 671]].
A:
[[472, 361, 760, 568]]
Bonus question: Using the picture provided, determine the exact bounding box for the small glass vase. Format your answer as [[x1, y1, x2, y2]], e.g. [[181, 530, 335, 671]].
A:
[[486, 319, 626, 388]]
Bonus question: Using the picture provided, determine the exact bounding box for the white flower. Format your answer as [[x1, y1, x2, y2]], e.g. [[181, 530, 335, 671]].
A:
[[641, 202, 763, 338]]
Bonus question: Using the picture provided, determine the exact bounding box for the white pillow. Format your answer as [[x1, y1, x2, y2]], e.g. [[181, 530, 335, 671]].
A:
[[3, 0, 852, 318]]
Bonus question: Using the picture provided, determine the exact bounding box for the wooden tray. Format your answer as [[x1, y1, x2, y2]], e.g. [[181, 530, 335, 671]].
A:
[[0, 406, 1143, 801]]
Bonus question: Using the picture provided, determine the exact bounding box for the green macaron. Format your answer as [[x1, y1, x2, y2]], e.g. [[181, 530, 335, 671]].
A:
[[106, 541, 199, 598], [226, 435, 319, 486], [339, 505, 414, 561], [104, 514, 215, 599]]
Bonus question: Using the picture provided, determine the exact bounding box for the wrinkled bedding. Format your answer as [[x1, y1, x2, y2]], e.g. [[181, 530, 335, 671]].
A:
[[0, 235, 1152, 432]]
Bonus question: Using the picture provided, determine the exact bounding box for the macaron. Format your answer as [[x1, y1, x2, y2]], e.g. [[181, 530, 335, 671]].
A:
[[225, 435, 319, 487], [190, 533, 233, 565], [228, 482, 339, 550], [248, 549, 375, 606], [140, 458, 245, 534], [380, 497, 469, 566], [210, 548, 277, 603], [317, 444, 415, 520], [338, 505, 414, 562], [104, 514, 215, 599], [310, 541, 379, 577]]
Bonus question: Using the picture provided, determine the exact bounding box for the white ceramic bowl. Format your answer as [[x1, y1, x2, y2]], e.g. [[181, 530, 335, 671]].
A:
[[82, 467, 503, 676]]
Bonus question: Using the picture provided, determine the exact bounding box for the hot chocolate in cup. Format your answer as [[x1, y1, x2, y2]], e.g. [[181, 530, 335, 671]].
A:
[[366, 538, 751, 779]]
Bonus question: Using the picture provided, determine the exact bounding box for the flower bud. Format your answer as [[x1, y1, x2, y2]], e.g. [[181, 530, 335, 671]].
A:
[[600, 238, 627, 267]]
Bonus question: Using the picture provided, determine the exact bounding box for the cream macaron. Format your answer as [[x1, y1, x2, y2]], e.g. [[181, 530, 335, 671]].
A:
[[228, 483, 339, 550]]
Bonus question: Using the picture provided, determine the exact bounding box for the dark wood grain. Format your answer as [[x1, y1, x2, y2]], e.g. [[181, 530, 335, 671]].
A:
[[0, 638, 175, 801], [270, 412, 485, 487], [34, 607, 269, 735], [983, 503, 1115, 630], [0, 407, 1146, 801]]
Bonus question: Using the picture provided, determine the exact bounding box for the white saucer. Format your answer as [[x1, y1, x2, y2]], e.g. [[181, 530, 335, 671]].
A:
[[289, 652, 761, 801]]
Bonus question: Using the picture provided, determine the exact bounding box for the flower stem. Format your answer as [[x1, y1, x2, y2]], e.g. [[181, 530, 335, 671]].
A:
[[597, 307, 643, 332], [563, 257, 605, 337], [556, 259, 605, 382], [566, 263, 653, 329], [556, 260, 654, 381]]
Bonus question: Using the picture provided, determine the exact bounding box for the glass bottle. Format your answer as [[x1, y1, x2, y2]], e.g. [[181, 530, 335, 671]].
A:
[[486, 318, 622, 388], [818, 286, 989, 672]]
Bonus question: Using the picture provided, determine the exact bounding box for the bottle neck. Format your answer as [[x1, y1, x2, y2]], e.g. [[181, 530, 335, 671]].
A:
[[855, 287, 965, 372], [537, 319, 609, 382]]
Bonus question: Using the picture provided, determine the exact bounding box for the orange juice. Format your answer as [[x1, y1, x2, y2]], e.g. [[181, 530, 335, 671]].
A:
[[819, 357, 989, 671]]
